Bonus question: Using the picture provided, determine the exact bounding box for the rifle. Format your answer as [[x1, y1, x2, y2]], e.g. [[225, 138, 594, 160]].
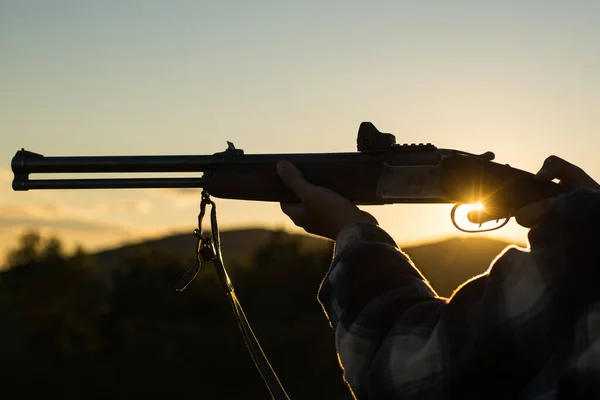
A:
[[10, 122, 567, 399], [12, 122, 566, 232]]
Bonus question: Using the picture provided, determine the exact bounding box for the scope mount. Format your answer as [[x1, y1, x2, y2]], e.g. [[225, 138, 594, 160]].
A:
[[357, 122, 437, 153]]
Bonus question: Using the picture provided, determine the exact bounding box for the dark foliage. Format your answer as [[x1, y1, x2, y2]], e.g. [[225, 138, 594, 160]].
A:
[[0, 229, 505, 399], [0, 231, 351, 399]]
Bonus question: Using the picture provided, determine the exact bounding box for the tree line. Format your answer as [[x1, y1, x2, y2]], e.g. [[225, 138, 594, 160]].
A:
[[0, 231, 352, 399]]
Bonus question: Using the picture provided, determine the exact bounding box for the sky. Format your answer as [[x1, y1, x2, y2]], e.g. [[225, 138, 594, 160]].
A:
[[1, 0, 599, 266]]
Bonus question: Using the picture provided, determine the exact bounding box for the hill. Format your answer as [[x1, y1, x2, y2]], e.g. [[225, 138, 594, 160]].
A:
[[94, 228, 515, 297], [403, 236, 516, 297], [93, 228, 271, 271], [1, 228, 519, 397]]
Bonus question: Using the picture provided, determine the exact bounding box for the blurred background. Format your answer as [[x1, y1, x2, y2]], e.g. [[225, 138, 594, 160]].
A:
[[1, 0, 598, 398]]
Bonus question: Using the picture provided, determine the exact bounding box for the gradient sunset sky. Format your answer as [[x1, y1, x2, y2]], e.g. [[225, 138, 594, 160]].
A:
[[1, 1, 599, 265]]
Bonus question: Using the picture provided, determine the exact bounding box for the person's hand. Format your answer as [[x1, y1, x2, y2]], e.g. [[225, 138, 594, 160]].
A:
[[277, 160, 378, 240], [514, 156, 599, 228]]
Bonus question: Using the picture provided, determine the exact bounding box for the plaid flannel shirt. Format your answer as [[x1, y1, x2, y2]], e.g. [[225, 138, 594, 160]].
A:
[[318, 188, 600, 399]]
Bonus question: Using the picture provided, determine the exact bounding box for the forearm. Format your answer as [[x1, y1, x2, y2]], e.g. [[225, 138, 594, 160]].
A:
[[318, 223, 446, 398], [318, 190, 600, 399], [320, 223, 441, 329]]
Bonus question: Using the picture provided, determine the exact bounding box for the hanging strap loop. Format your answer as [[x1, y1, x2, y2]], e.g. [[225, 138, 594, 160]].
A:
[[175, 191, 290, 400]]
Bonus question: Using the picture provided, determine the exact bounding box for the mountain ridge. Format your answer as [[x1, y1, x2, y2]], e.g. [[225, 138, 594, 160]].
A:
[[93, 228, 516, 297]]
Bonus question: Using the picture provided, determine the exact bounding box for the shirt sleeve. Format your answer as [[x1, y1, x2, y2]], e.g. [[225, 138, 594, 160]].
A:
[[318, 188, 600, 400]]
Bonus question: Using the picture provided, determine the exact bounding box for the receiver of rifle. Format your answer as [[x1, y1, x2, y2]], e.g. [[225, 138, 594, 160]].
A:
[[11, 122, 567, 232]]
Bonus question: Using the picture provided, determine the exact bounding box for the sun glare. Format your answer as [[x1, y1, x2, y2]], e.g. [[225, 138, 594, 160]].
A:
[[459, 203, 484, 215]]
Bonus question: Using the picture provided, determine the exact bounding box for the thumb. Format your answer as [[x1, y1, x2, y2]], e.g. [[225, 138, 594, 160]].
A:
[[277, 160, 314, 200], [514, 197, 556, 228], [535, 156, 599, 189]]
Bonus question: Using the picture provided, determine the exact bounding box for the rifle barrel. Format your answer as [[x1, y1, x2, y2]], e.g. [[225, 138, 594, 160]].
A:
[[11, 149, 215, 190], [14, 177, 205, 190], [12, 150, 221, 173]]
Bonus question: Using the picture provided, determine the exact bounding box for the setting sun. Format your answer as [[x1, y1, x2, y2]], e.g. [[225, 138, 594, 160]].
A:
[[453, 203, 484, 221]]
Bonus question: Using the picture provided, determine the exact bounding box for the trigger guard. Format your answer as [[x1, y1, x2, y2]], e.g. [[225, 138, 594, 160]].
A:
[[450, 204, 511, 233]]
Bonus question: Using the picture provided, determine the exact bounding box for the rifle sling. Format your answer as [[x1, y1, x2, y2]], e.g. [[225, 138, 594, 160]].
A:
[[177, 192, 290, 400]]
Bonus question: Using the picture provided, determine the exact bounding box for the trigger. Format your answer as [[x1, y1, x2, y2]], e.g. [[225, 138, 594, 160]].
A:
[[467, 209, 504, 224]]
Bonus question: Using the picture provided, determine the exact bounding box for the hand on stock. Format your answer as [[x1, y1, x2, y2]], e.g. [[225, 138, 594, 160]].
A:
[[513, 156, 599, 227], [277, 160, 378, 240]]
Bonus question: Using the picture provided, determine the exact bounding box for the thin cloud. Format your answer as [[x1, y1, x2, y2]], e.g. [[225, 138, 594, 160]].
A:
[[159, 188, 202, 197], [0, 204, 32, 219], [89, 200, 153, 215], [0, 168, 12, 183], [149, 189, 203, 209], [0, 216, 122, 232], [0, 202, 83, 221], [0, 199, 153, 222]]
